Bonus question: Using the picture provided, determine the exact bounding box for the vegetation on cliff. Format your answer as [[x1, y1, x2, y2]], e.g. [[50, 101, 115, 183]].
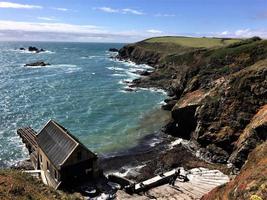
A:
[[0, 169, 82, 200], [201, 141, 267, 200], [117, 36, 267, 199]]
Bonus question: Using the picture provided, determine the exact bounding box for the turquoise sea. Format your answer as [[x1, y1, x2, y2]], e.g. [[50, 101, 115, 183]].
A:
[[0, 42, 167, 167]]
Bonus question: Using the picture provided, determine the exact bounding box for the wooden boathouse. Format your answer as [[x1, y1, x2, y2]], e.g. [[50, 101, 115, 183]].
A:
[[17, 120, 99, 189]]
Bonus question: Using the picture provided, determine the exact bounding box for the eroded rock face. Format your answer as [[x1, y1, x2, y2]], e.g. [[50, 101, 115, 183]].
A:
[[229, 104, 267, 168], [117, 44, 163, 66], [118, 38, 267, 167]]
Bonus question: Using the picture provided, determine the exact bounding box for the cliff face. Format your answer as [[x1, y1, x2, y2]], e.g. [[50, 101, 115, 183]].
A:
[[117, 37, 267, 168], [201, 141, 267, 200], [117, 37, 267, 198]]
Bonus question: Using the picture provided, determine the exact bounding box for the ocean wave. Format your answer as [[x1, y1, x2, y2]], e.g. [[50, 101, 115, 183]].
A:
[[140, 87, 168, 95], [80, 55, 101, 59], [106, 66, 125, 71], [23, 64, 79, 74], [110, 164, 145, 177], [111, 73, 127, 77], [113, 59, 153, 69], [8, 49, 55, 54], [40, 50, 55, 54], [125, 71, 140, 79], [118, 79, 132, 85], [158, 100, 166, 105]]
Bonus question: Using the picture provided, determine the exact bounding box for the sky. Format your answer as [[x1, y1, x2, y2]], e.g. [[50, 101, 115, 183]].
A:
[[0, 0, 266, 42]]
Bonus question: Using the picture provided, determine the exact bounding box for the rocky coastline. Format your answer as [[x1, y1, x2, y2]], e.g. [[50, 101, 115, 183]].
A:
[[114, 37, 267, 199], [7, 38, 266, 199]]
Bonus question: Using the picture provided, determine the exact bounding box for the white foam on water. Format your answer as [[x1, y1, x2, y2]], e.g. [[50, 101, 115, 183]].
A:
[[23, 64, 80, 73], [125, 71, 140, 80], [81, 55, 101, 59], [111, 164, 146, 177], [111, 73, 127, 77], [169, 138, 189, 149], [140, 87, 168, 95], [39, 50, 55, 54], [9, 49, 55, 54], [106, 67, 125, 71], [158, 100, 166, 105], [149, 138, 161, 147]]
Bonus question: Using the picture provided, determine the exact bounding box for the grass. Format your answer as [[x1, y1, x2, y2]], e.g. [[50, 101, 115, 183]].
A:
[[144, 36, 242, 48], [0, 169, 82, 200]]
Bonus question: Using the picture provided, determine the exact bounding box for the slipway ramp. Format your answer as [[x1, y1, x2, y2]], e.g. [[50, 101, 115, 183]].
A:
[[117, 167, 229, 200]]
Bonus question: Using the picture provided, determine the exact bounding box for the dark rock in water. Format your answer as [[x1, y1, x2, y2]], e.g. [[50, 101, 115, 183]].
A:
[[124, 88, 135, 92], [161, 100, 177, 111], [109, 48, 119, 52], [28, 46, 39, 52], [28, 46, 45, 53], [24, 61, 50, 67], [19, 47, 25, 51]]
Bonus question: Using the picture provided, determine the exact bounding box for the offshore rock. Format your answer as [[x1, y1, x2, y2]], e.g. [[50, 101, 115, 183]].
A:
[[24, 61, 50, 67]]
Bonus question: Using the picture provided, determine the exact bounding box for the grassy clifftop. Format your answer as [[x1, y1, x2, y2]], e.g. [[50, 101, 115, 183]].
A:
[[0, 170, 82, 200], [144, 36, 241, 48]]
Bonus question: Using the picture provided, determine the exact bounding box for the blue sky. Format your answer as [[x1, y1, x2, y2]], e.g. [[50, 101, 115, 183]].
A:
[[0, 0, 266, 42]]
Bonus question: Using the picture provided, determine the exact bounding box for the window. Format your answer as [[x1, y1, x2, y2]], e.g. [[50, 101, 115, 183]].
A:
[[77, 151, 82, 161], [47, 161, 50, 172]]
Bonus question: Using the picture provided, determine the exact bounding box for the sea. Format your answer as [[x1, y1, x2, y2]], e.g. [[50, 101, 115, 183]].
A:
[[0, 42, 168, 167]]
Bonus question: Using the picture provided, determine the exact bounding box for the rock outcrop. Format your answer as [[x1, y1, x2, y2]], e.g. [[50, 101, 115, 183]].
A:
[[24, 61, 50, 67], [109, 48, 119, 52], [19, 46, 45, 53], [28, 46, 45, 53]]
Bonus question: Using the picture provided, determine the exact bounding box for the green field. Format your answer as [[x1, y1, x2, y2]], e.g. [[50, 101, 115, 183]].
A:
[[144, 36, 242, 48]]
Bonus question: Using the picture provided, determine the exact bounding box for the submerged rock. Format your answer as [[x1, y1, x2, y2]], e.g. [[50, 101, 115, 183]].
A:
[[24, 61, 50, 67]]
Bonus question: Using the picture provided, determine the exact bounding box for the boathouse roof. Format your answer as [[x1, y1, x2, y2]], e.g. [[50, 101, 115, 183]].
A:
[[36, 120, 96, 169]]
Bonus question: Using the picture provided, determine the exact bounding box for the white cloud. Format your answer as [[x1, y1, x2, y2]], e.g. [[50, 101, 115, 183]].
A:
[[220, 31, 229, 36], [122, 8, 144, 15], [37, 17, 57, 21], [0, 1, 42, 9], [0, 20, 168, 42], [96, 7, 144, 15], [155, 13, 176, 17], [146, 29, 163, 34], [52, 7, 69, 12], [215, 29, 267, 38], [0, 20, 105, 34], [97, 7, 118, 13]]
